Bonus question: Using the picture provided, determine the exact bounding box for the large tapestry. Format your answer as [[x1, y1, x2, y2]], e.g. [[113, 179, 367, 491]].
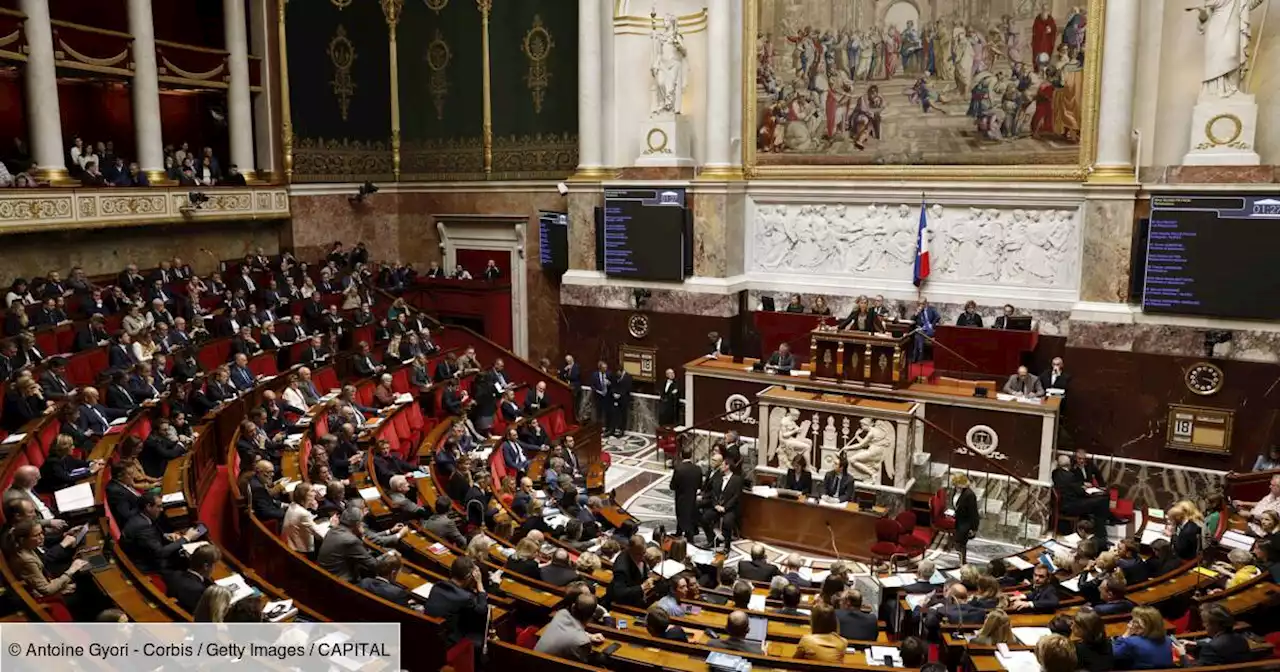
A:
[[286, 0, 394, 182], [748, 0, 1103, 178]]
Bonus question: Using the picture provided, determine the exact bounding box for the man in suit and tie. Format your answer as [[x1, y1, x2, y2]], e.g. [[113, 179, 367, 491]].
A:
[[1003, 365, 1045, 398], [1039, 357, 1071, 394], [669, 446, 702, 542], [247, 459, 287, 522], [230, 326, 261, 358], [169, 318, 194, 349], [434, 352, 459, 382], [911, 297, 941, 362], [559, 354, 581, 388], [353, 341, 384, 378], [658, 368, 681, 427], [501, 427, 530, 474], [38, 357, 73, 401], [77, 387, 124, 436], [1072, 448, 1105, 487], [106, 371, 140, 411], [993, 303, 1017, 330], [164, 543, 219, 613], [300, 335, 330, 369], [74, 315, 111, 352], [765, 342, 796, 374], [706, 331, 729, 358], [607, 535, 653, 607], [356, 552, 413, 607], [701, 458, 742, 551], [1051, 454, 1110, 542], [281, 315, 308, 343], [297, 367, 321, 406], [609, 368, 632, 438], [229, 353, 255, 391], [109, 334, 137, 370], [737, 544, 781, 582], [822, 453, 855, 502], [317, 507, 378, 582], [121, 492, 201, 573], [523, 381, 549, 415], [590, 361, 610, 426]]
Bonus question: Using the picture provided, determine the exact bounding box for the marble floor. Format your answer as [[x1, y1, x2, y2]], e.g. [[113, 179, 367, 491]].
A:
[[603, 433, 1025, 572]]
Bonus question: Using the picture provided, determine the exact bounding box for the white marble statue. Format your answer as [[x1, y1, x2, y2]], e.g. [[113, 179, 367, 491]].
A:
[[649, 12, 687, 116], [1195, 0, 1267, 98], [843, 418, 896, 482], [750, 201, 1078, 289], [776, 408, 813, 466]]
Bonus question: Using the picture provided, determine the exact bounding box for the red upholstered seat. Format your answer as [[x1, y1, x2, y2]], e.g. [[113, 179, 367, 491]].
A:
[[446, 640, 474, 672], [24, 440, 44, 469], [1108, 487, 1134, 521], [931, 489, 956, 531], [391, 368, 410, 394], [489, 448, 509, 485], [870, 517, 904, 560], [34, 330, 57, 358], [896, 511, 928, 553], [355, 383, 374, 408], [515, 626, 540, 649], [314, 413, 330, 439], [36, 596, 74, 622], [148, 574, 168, 594]]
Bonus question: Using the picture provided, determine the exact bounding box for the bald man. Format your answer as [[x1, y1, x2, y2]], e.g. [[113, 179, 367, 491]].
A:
[[541, 549, 581, 587], [1002, 365, 1045, 398], [3, 466, 66, 531], [706, 610, 763, 654]]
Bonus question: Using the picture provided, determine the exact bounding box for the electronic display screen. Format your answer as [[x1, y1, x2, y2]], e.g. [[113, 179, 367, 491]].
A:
[[1142, 195, 1280, 320], [602, 188, 688, 281], [537, 211, 568, 273]]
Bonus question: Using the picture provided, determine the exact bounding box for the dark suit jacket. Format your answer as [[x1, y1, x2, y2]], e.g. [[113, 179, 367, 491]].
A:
[[1025, 583, 1061, 612], [822, 470, 855, 502], [670, 461, 701, 519], [165, 570, 214, 613], [1194, 632, 1251, 666], [559, 363, 581, 388], [766, 351, 796, 373], [956, 311, 983, 327], [141, 433, 186, 478], [434, 360, 458, 382], [356, 576, 412, 607], [1040, 369, 1072, 393], [1092, 599, 1134, 616], [120, 513, 183, 573], [706, 637, 763, 654], [607, 551, 648, 607], [737, 558, 781, 582], [108, 343, 136, 370], [248, 477, 286, 521], [954, 487, 980, 540], [836, 608, 879, 641], [783, 469, 813, 494], [523, 389, 549, 414], [540, 563, 581, 587], [1173, 522, 1202, 560], [317, 526, 377, 581], [423, 581, 489, 647]]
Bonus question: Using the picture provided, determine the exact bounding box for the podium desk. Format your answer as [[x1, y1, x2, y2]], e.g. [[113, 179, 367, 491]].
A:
[[809, 329, 911, 389], [740, 491, 885, 559], [933, 325, 1039, 377]]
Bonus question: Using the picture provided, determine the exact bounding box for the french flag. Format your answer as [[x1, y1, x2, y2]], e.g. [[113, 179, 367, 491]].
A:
[[913, 200, 930, 287]]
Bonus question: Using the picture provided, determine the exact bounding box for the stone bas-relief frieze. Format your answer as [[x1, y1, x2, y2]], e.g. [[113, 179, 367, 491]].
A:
[[751, 203, 1079, 289]]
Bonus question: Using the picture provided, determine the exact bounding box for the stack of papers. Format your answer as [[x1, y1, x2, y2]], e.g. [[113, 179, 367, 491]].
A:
[[1012, 627, 1052, 646], [1006, 556, 1034, 571], [705, 651, 750, 672], [1221, 530, 1255, 551], [997, 649, 1042, 672], [109, 417, 129, 426], [1140, 527, 1171, 546], [1058, 533, 1082, 548], [750, 486, 778, 498], [395, 393, 414, 404], [1, 433, 26, 445], [747, 593, 767, 611], [866, 646, 903, 667], [357, 487, 381, 500], [544, 514, 569, 529], [428, 542, 447, 555], [688, 547, 717, 565], [904, 594, 931, 609], [161, 492, 186, 506], [284, 434, 304, 446], [412, 582, 434, 599], [215, 573, 257, 603], [54, 483, 94, 514], [819, 498, 848, 508]]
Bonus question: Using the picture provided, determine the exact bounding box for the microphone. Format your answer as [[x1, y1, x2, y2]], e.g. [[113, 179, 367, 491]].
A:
[[826, 521, 841, 560]]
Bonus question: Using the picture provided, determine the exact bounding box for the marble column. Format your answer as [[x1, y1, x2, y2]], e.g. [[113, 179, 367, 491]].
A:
[[1089, 0, 1139, 182], [127, 0, 166, 184], [574, 0, 609, 179], [699, 0, 735, 178], [225, 0, 257, 180], [1078, 186, 1137, 303], [248, 0, 279, 179], [19, 0, 69, 183]]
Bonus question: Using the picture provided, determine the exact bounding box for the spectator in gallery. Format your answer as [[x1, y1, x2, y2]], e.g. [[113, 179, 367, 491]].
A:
[[164, 156, 181, 182], [224, 164, 248, 186], [195, 156, 217, 186], [81, 160, 107, 187], [483, 259, 501, 280], [452, 264, 473, 280], [67, 135, 86, 172], [1253, 446, 1280, 472], [0, 157, 11, 187]]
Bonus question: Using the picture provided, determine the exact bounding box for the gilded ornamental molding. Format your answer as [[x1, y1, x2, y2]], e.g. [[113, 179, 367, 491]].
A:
[[0, 186, 290, 234]]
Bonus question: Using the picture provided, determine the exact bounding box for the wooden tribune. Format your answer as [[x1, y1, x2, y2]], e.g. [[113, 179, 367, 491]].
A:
[[739, 492, 883, 559], [810, 329, 910, 389]]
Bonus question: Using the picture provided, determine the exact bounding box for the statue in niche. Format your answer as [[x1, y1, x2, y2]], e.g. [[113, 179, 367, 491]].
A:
[[844, 417, 896, 482], [649, 12, 688, 116], [822, 416, 838, 450], [1194, 0, 1266, 99], [774, 408, 812, 466]]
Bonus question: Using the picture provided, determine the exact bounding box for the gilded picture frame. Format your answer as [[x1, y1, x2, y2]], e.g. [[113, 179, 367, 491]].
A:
[[742, 0, 1106, 181]]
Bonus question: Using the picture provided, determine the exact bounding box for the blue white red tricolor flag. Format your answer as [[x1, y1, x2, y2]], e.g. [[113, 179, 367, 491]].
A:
[[913, 200, 930, 287]]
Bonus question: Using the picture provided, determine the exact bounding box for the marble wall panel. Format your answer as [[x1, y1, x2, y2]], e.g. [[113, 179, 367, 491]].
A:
[[561, 284, 738, 318], [0, 220, 283, 286], [693, 190, 727, 278], [1079, 196, 1135, 304], [289, 193, 403, 264], [1070, 321, 1280, 363], [567, 188, 601, 271]]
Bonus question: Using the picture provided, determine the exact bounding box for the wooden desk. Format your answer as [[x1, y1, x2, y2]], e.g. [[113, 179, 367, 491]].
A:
[[740, 492, 883, 559]]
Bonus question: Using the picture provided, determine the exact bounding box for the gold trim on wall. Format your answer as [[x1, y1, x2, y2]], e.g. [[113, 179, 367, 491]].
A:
[[279, 0, 293, 183], [292, 137, 394, 182], [0, 30, 21, 50], [740, 0, 1105, 181], [522, 14, 553, 114], [57, 40, 130, 68], [426, 30, 452, 120], [383, 0, 404, 180], [477, 0, 493, 174], [160, 56, 225, 81], [328, 24, 357, 122]]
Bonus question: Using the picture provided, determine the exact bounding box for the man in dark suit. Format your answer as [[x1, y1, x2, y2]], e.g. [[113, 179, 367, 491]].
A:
[[300, 335, 330, 370], [559, 354, 581, 389], [1090, 576, 1133, 616], [765, 342, 796, 374], [607, 535, 652, 607], [228, 353, 255, 391], [121, 492, 200, 573], [230, 327, 261, 358], [658, 368, 681, 427], [1039, 356, 1071, 394], [700, 459, 742, 551], [953, 474, 980, 565], [105, 463, 142, 523], [822, 453, 855, 502], [356, 552, 413, 607], [1003, 365, 1045, 398], [706, 331, 729, 358], [523, 381, 550, 414], [706, 611, 763, 654], [1009, 565, 1061, 613], [108, 335, 137, 370], [75, 316, 111, 352], [164, 543, 219, 613], [645, 604, 689, 641], [38, 358, 73, 401], [246, 459, 287, 522], [910, 297, 941, 362], [352, 341, 383, 378], [141, 419, 188, 478], [423, 556, 489, 648], [835, 590, 880, 641], [589, 360, 611, 427], [77, 388, 124, 436], [737, 544, 781, 582], [1051, 454, 1110, 540], [105, 371, 140, 411], [1188, 604, 1251, 665], [669, 447, 701, 542], [993, 304, 1018, 330], [608, 368, 632, 438], [541, 549, 581, 587], [317, 507, 378, 581], [424, 496, 467, 547]]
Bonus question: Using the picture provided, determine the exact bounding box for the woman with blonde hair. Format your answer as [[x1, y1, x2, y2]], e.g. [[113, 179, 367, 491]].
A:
[[794, 602, 848, 662], [193, 584, 234, 622], [39, 433, 102, 492], [951, 472, 979, 564], [1114, 605, 1175, 669], [1036, 634, 1079, 672], [575, 551, 602, 576], [972, 609, 1016, 646], [972, 575, 1008, 610], [1166, 500, 1204, 560]]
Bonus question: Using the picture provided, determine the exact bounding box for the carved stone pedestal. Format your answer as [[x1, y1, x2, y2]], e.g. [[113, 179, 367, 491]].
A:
[[635, 114, 694, 167], [1182, 94, 1261, 166]]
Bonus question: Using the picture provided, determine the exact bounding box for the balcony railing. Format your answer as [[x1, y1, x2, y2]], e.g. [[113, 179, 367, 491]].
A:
[[0, 184, 290, 234]]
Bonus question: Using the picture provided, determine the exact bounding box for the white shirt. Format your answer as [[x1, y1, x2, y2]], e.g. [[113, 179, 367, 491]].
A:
[[282, 386, 309, 410], [23, 487, 54, 520], [282, 503, 323, 552]]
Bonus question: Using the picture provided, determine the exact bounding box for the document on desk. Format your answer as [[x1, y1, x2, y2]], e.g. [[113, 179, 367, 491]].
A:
[[1140, 527, 1171, 546], [411, 582, 435, 599], [1221, 530, 1255, 551], [1015, 396, 1044, 405], [878, 575, 906, 588], [1, 433, 25, 445], [750, 486, 778, 498], [819, 498, 849, 508], [866, 646, 903, 667], [1058, 533, 1081, 548], [996, 393, 1018, 402], [358, 487, 381, 500], [161, 492, 186, 505], [54, 483, 94, 514], [998, 649, 1042, 672], [1059, 576, 1081, 592], [655, 560, 688, 580], [215, 573, 257, 604], [748, 593, 767, 611], [182, 541, 210, 556], [1012, 626, 1052, 646], [1084, 486, 1105, 495], [1006, 556, 1034, 571], [904, 594, 931, 610], [689, 547, 717, 565]]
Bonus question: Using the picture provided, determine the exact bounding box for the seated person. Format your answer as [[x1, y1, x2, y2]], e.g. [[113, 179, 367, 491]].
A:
[[737, 544, 781, 582], [765, 342, 796, 374], [645, 603, 689, 641], [356, 552, 413, 608], [164, 543, 221, 613], [316, 507, 378, 581], [121, 492, 201, 573], [541, 549, 581, 587], [706, 610, 763, 654], [774, 583, 804, 615], [1008, 565, 1060, 612], [993, 303, 1018, 329], [39, 434, 101, 493], [423, 557, 489, 648], [1002, 365, 1045, 398], [1224, 548, 1262, 589], [533, 593, 606, 664], [504, 537, 542, 581], [6, 519, 91, 610], [656, 574, 692, 618], [1177, 604, 1250, 666], [1092, 575, 1133, 616], [795, 602, 848, 662], [372, 439, 415, 488], [782, 294, 805, 313], [1253, 445, 1280, 472], [1113, 606, 1175, 670], [783, 454, 813, 494], [835, 589, 879, 641], [424, 495, 467, 547], [822, 453, 855, 502], [1115, 538, 1150, 585]]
